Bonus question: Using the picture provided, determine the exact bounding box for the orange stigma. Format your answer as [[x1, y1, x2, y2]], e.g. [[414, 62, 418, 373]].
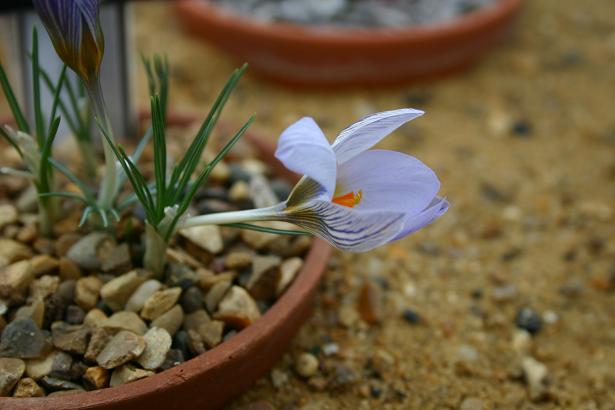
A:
[[332, 190, 363, 208]]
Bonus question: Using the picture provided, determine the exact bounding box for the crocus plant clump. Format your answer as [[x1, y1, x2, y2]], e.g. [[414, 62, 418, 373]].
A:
[[1, 0, 448, 275]]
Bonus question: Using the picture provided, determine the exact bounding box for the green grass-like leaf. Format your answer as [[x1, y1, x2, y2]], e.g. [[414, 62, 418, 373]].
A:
[[47, 66, 67, 139], [39, 191, 89, 204], [40, 67, 92, 143], [167, 64, 247, 207], [36, 116, 60, 198], [31, 28, 46, 147], [165, 115, 254, 240], [142, 54, 170, 118], [49, 158, 96, 204], [99, 120, 156, 222], [0, 126, 22, 155], [151, 96, 167, 221], [0, 64, 29, 133]]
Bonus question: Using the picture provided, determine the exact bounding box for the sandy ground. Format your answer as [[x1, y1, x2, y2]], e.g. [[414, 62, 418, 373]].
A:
[[2, 0, 615, 408]]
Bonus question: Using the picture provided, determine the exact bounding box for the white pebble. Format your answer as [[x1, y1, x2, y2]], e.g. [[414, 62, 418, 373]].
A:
[[322, 343, 339, 356]]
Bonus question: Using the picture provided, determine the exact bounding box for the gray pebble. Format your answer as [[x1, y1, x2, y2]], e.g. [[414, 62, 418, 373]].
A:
[[0, 318, 51, 359]]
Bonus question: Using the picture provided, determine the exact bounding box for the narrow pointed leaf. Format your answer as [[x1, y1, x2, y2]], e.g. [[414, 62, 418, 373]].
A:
[[0, 63, 30, 133]]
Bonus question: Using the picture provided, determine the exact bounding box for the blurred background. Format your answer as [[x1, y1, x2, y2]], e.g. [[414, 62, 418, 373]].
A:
[[1, 0, 614, 408]]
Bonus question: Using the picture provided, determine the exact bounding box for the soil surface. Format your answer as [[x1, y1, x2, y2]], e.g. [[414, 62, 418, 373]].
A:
[[3, 0, 615, 408], [132, 2, 615, 408]]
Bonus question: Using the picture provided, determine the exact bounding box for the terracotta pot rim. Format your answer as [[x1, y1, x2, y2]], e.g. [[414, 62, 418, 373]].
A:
[[1, 113, 332, 409], [176, 0, 522, 45]]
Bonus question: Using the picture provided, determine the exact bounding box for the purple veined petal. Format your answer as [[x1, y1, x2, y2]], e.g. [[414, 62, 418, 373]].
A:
[[75, 0, 102, 35], [392, 197, 450, 241], [332, 109, 424, 164], [33, 0, 78, 50], [275, 117, 337, 199], [284, 199, 405, 252], [33, 0, 103, 83], [335, 149, 440, 216]]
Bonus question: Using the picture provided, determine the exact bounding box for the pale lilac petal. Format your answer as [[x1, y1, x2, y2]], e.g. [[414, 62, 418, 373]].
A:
[[335, 150, 440, 216], [284, 200, 404, 252], [393, 197, 449, 241], [275, 117, 336, 198], [332, 109, 424, 163]]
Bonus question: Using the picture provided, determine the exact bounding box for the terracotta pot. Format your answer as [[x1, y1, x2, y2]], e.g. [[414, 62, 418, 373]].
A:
[[175, 0, 522, 87], [1, 114, 332, 410]]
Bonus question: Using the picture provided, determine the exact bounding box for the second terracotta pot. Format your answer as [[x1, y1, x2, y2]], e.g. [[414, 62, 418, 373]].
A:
[[175, 0, 522, 87]]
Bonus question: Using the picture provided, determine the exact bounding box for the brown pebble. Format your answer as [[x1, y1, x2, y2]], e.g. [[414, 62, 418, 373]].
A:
[[276, 257, 303, 296], [83, 366, 109, 390], [99, 243, 132, 273], [198, 320, 224, 349], [357, 282, 384, 324], [140, 287, 182, 320], [165, 248, 203, 270], [109, 364, 154, 387], [187, 329, 206, 355], [0, 357, 26, 396], [247, 256, 281, 300], [214, 286, 261, 329], [151, 305, 184, 337], [183, 309, 211, 332], [295, 352, 319, 378], [205, 280, 232, 313], [30, 275, 60, 300], [591, 275, 614, 292], [83, 308, 108, 327], [0, 260, 34, 290], [137, 327, 172, 370], [100, 269, 152, 312], [15, 299, 45, 328], [59, 257, 82, 280], [55, 233, 82, 257], [66, 232, 114, 270], [197, 269, 236, 290], [125, 280, 162, 313], [103, 311, 148, 335], [51, 323, 92, 355], [12, 377, 44, 397], [56, 280, 76, 304], [179, 225, 224, 254], [33, 238, 54, 255], [30, 255, 59, 276], [240, 228, 277, 250], [85, 328, 118, 362], [74, 276, 103, 310], [96, 330, 145, 369], [0, 238, 32, 268], [16, 224, 37, 243], [0, 204, 18, 230], [224, 251, 253, 270], [25, 350, 59, 380]]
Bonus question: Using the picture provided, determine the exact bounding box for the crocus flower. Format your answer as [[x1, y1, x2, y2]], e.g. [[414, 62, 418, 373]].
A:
[[33, 0, 104, 85], [180, 109, 448, 252]]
